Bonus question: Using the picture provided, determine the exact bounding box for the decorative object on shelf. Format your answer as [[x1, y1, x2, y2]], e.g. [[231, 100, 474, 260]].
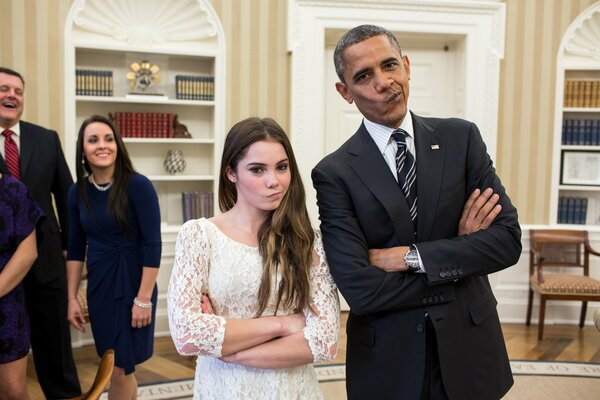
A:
[[561, 150, 600, 185], [127, 60, 162, 95], [175, 74, 215, 100], [108, 112, 175, 138], [76, 69, 113, 96], [164, 149, 186, 175], [173, 115, 192, 138], [564, 80, 600, 108], [182, 191, 214, 222]]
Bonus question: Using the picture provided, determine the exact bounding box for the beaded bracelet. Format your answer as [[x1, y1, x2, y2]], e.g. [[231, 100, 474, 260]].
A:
[[133, 297, 153, 309]]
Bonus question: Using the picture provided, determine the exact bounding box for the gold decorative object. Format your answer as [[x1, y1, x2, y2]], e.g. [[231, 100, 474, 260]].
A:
[[127, 60, 161, 94]]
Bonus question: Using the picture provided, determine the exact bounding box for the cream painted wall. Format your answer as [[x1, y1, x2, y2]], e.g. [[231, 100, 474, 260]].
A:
[[0, 0, 599, 225]]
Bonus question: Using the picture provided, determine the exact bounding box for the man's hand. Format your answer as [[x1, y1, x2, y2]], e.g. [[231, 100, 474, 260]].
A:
[[369, 246, 411, 272], [458, 188, 501, 235]]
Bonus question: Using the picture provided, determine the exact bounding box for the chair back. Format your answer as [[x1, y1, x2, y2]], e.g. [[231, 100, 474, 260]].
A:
[[529, 229, 590, 279], [64, 349, 114, 400]]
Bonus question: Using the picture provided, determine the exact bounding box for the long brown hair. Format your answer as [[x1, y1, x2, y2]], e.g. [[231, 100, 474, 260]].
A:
[[218, 117, 314, 316], [75, 115, 135, 232]]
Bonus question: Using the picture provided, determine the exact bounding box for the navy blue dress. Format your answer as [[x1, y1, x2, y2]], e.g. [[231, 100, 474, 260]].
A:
[[0, 175, 44, 363], [67, 173, 161, 374]]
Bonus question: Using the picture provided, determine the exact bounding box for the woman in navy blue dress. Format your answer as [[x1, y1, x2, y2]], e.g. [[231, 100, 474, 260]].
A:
[[66, 115, 161, 399], [0, 173, 44, 400]]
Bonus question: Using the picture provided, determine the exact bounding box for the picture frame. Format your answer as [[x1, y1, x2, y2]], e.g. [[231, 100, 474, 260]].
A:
[[561, 150, 600, 185]]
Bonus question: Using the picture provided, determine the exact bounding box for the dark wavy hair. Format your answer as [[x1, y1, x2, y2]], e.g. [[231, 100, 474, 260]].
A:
[[0, 67, 25, 85], [75, 115, 135, 232], [333, 24, 402, 82], [219, 117, 314, 316]]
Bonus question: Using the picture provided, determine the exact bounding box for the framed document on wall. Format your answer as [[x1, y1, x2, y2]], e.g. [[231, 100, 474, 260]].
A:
[[561, 150, 600, 185]]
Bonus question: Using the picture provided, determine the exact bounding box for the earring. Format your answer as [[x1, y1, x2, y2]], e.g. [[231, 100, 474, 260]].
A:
[[81, 157, 85, 164]]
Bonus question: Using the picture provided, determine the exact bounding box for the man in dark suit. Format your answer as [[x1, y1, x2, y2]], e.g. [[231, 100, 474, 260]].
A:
[[0, 67, 81, 398], [312, 25, 521, 400]]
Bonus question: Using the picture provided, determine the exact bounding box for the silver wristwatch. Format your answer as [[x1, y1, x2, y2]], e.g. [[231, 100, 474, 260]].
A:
[[404, 246, 420, 272]]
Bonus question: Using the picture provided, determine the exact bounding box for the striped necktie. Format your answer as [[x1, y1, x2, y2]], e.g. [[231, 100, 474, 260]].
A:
[[2, 129, 21, 180], [392, 129, 417, 223]]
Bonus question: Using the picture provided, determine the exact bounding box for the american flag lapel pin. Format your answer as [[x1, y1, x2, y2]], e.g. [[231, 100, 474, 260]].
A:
[[431, 144, 440, 150]]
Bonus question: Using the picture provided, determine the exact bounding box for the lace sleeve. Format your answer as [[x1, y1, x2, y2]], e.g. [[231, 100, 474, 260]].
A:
[[303, 230, 341, 362], [167, 219, 227, 357]]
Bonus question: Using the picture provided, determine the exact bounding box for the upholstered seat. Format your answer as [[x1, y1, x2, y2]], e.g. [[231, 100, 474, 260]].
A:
[[526, 229, 600, 340]]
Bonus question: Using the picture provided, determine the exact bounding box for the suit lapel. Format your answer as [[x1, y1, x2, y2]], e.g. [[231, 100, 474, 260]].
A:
[[19, 121, 35, 178], [413, 114, 444, 241], [349, 123, 413, 238]]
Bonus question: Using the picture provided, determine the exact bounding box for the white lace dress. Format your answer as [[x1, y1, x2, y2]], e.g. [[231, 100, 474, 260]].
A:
[[167, 218, 340, 400]]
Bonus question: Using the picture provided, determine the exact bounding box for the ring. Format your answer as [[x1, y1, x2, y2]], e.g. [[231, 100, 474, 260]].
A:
[[137, 324, 142, 328]]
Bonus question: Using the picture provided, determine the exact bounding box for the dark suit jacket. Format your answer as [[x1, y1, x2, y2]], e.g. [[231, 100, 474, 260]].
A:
[[312, 113, 522, 400], [0, 120, 73, 283]]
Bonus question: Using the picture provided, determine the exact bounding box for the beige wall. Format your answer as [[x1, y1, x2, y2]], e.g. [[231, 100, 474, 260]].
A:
[[1, 0, 598, 225]]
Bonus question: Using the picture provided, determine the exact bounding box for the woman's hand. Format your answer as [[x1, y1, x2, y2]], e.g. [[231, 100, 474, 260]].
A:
[[277, 313, 306, 337], [131, 300, 153, 329], [67, 298, 86, 333], [201, 294, 214, 314]]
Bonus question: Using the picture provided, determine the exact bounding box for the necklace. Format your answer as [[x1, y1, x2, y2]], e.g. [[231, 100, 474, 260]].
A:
[[89, 175, 113, 192]]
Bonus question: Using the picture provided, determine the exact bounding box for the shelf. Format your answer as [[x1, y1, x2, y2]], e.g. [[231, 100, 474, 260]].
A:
[[76, 95, 215, 106], [73, 42, 219, 58], [161, 223, 187, 233], [563, 107, 600, 113], [124, 138, 214, 144], [561, 145, 600, 150], [559, 185, 600, 191]]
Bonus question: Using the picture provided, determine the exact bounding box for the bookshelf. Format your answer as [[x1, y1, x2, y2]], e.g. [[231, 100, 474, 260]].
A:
[[551, 5, 600, 227], [64, 0, 225, 233], [64, 0, 226, 342]]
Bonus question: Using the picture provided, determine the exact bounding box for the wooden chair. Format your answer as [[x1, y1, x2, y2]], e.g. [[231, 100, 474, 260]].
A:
[[526, 229, 600, 340], [65, 349, 114, 400]]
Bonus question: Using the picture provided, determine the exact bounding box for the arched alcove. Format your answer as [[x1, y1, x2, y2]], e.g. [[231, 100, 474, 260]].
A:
[[63, 0, 226, 345]]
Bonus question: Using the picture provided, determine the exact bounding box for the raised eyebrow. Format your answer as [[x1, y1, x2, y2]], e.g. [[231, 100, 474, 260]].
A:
[[381, 56, 400, 66]]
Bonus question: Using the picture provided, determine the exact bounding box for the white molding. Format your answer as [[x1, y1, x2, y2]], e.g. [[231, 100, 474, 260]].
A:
[[287, 0, 505, 223], [72, 0, 218, 50]]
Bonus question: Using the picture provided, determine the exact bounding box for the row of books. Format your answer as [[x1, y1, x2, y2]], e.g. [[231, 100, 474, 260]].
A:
[[76, 69, 113, 96], [111, 112, 175, 138], [556, 196, 600, 225], [563, 80, 600, 108], [561, 118, 600, 145], [175, 75, 214, 101], [182, 192, 214, 222]]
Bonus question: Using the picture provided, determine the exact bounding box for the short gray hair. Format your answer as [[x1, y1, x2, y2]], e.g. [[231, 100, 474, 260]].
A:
[[333, 25, 402, 82]]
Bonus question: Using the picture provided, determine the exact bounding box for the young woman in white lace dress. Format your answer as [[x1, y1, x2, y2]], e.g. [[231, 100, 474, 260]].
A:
[[167, 117, 340, 399]]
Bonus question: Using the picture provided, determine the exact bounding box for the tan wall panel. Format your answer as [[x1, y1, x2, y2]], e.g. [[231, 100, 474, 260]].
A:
[[2, 0, 599, 224], [212, 0, 290, 132]]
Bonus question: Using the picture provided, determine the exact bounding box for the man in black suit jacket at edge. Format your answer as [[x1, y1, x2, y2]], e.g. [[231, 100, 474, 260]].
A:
[[312, 26, 521, 400], [0, 67, 81, 398]]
